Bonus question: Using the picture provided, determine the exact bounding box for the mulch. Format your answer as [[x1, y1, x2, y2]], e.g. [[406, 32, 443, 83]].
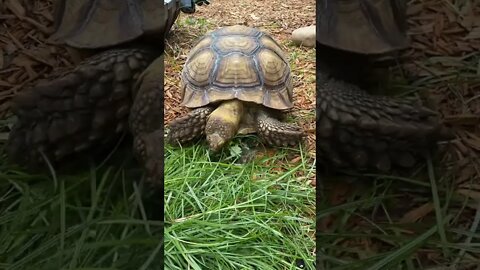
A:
[[0, 0, 73, 119], [0, 0, 479, 181], [403, 0, 480, 187]]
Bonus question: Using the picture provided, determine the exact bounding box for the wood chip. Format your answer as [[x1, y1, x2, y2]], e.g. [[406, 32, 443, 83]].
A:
[[0, 48, 3, 69], [400, 203, 434, 223], [6, 0, 26, 18]]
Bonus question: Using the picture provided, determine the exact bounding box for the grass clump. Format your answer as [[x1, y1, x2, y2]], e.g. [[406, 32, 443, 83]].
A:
[[164, 141, 316, 270], [317, 165, 480, 270], [0, 126, 315, 270], [0, 136, 164, 269]]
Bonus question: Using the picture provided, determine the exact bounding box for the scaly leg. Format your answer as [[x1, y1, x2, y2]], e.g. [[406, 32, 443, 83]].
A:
[[128, 55, 165, 183], [7, 48, 157, 166], [317, 76, 453, 171], [256, 109, 304, 147], [166, 107, 214, 145]]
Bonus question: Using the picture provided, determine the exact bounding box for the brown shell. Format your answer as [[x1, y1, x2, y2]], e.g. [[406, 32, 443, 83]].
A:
[[50, 0, 180, 49], [317, 0, 409, 54], [180, 25, 293, 110]]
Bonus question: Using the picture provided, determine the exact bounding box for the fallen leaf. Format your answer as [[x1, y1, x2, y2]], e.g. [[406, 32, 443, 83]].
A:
[[457, 188, 480, 201], [6, 0, 25, 18], [400, 202, 434, 223]]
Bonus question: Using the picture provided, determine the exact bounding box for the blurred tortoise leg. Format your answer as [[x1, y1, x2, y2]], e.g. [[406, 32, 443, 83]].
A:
[[129, 56, 165, 183], [7, 48, 158, 167], [256, 109, 305, 147], [166, 107, 214, 145], [133, 130, 164, 184], [316, 76, 453, 171]]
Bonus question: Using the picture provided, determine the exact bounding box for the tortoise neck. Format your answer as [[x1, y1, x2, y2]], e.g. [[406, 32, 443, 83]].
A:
[[209, 100, 244, 127], [205, 100, 244, 151]]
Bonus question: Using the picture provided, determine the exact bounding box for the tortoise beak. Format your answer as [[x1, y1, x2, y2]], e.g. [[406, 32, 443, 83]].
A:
[[206, 133, 226, 152]]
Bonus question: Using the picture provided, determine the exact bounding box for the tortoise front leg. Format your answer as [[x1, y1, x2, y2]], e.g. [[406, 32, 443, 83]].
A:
[[133, 130, 164, 183], [129, 56, 165, 182], [316, 76, 453, 171], [7, 48, 157, 167], [166, 107, 214, 145], [256, 109, 304, 147]]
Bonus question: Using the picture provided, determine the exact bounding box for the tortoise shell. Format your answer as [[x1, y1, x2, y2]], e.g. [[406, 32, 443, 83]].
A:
[[50, 0, 180, 49], [317, 0, 408, 54], [180, 25, 293, 110]]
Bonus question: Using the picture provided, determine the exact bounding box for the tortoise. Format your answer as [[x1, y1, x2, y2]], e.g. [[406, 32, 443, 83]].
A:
[[315, 0, 453, 171], [166, 25, 304, 151], [6, 0, 204, 179]]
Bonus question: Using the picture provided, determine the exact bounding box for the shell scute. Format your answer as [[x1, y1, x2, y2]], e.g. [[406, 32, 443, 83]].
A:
[[181, 25, 293, 110]]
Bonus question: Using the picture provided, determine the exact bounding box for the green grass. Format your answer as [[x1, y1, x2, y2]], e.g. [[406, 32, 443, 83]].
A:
[[317, 165, 480, 269], [164, 140, 316, 269], [0, 156, 164, 269], [0, 124, 164, 269], [0, 117, 316, 269]]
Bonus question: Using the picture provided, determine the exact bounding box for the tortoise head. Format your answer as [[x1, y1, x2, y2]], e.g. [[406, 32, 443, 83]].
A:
[[205, 100, 244, 152], [206, 133, 227, 152]]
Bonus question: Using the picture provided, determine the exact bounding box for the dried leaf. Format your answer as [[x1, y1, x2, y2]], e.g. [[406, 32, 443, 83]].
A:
[[462, 132, 480, 151], [6, 0, 25, 18], [457, 189, 480, 201], [0, 132, 9, 141], [400, 203, 434, 223], [465, 26, 480, 40], [0, 48, 3, 69]]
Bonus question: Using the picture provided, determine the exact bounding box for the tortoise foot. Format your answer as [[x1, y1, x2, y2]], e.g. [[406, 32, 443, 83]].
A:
[[256, 110, 304, 147], [167, 107, 214, 145], [317, 77, 453, 170], [129, 55, 164, 137], [133, 130, 163, 184]]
